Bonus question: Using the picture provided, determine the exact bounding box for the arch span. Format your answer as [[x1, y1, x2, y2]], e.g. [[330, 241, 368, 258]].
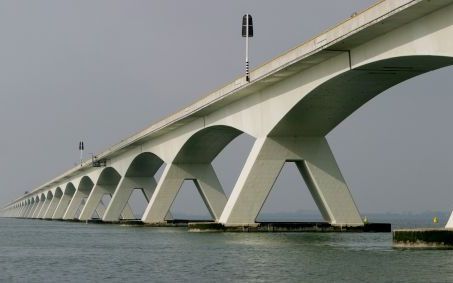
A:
[[63, 180, 91, 220], [174, 126, 243, 163], [220, 56, 453, 226], [79, 168, 134, 221], [270, 56, 453, 136], [142, 125, 246, 223], [33, 193, 47, 218], [103, 152, 164, 221]]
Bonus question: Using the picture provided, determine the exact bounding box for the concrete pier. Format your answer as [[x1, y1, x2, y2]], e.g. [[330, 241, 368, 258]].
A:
[[188, 222, 391, 233], [393, 229, 453, 249]]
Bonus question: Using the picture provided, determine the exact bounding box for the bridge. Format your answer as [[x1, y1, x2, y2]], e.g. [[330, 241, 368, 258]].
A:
[[2, 0, 453, 229]]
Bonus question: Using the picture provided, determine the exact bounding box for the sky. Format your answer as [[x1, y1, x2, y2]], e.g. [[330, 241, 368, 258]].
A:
[[1, 1, 452, 218]]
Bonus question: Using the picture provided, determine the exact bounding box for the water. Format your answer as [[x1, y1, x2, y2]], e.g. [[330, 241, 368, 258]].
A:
[[1, 218, 452, 282]]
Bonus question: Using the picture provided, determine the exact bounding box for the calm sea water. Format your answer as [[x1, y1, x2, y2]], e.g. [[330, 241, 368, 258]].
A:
[[0, 218, 452, 282]]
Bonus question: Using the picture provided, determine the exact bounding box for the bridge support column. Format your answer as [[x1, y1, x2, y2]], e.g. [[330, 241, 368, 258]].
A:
[[219, 136, 363, 226], [446, 211, 453, 228], [53, 193, 73, 219], [43, 196, 60, 219], [21, 205, 29, 217], [142, 163, 227, 224], [78, 184, 135, 221], [21, 205, 31, 218], [37, 198, 51, 218], [103, 176, 157, 222], [32, 201, 44, 218], [79, 186, 108, 220], [27, 203, 38, 218], [18, 206, 26, 217], [63, 190, 88, 220]]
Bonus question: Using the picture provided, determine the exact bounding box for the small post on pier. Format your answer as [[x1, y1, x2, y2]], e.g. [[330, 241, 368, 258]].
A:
[[242, 14, 253, 82]]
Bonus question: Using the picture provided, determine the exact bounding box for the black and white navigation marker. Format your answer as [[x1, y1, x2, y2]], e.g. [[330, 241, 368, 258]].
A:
[[78, 141, 84, 166], [242, 14, 253, 82]]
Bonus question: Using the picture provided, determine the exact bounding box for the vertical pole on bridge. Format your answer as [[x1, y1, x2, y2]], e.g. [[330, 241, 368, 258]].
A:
[[242, 14, 253, 82], [79, 141, 84, 166]]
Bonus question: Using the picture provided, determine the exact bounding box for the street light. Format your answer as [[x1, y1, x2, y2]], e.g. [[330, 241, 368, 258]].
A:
[[78, 141, 84, 166], [242, 14, 253, 82]]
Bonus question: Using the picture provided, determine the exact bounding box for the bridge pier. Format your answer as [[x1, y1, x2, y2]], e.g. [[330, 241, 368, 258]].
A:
[[26, 202, 37, 218], [446, 211, 453, 228], [22, 205, 30, 217], [43, 195, 59, 219], [142, 163, 227, 224], [79, 184, 135, 221], [219, 136, 363, 227], [63, 190, 89, 220], [32, 200, 45, 218], [103, 176, 155, 222], [37, 197, 51, 218], [52, 192, 73, 219], [17, 205, 26, 218], [79, 186, 109, 220]]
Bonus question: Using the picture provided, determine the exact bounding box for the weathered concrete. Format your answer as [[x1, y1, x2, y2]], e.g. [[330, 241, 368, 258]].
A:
[[393, 229, 453, 248], [189, 222, 391, 233]]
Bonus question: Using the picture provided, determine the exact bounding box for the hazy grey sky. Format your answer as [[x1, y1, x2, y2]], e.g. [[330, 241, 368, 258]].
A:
[[1, 1, 452, 217]]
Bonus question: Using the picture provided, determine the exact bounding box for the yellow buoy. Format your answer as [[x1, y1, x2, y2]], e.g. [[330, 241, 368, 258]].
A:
[[433, 216, 439, 224]]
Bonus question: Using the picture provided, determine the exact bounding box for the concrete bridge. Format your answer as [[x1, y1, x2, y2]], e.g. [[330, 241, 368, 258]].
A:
[[2, 0, 453, 229]]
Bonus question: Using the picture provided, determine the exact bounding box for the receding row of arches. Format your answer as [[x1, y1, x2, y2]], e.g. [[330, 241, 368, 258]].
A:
[[6, 55, 453, 225]]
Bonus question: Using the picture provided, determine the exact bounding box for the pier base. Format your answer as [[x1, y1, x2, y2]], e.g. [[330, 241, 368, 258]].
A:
[[393, 229, 453, 248], [188, 222, 391, 232]]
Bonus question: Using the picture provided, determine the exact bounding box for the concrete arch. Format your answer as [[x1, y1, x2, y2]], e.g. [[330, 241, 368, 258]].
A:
[[40, 190, 55, 219], [102, 152, 165, 221], [142, 125, 245, 223], [220, 56, 453, 226], [32, 193, 46, 218], [174, 125, 243, 164], [270, 56, 453, 137], [24, 198, 35, 218], [44, 188, 63, 219], [63, 180, 92, 220], [78, 167, 126, 221], [78, 176, 95, 192], [46, 191, 53, 199], [55, 183, 75, 219], [55, 187, 64, 197], [125, 152, 164, 178]]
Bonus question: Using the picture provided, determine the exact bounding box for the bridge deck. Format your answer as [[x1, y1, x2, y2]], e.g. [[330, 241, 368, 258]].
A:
[[12, 0, 453, 204]]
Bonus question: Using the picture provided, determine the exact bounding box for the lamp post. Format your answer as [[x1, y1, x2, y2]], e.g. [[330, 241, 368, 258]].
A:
[[242, 14, 253, 82], [78, 141, 84, 166]]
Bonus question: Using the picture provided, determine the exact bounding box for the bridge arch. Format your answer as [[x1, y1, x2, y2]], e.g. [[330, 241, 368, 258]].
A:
[[55, 187, 63, 198], [125, 152, 164, 178], [142, 125, 251, 223], [262, 55, 453, 222], [174, 125, 244, 164], [102, 152, 164, 221], [78, 167, 128, 221], [270, 55, 453, 136], [220, 55, 453, 226], [53, 183, 75, 219]]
